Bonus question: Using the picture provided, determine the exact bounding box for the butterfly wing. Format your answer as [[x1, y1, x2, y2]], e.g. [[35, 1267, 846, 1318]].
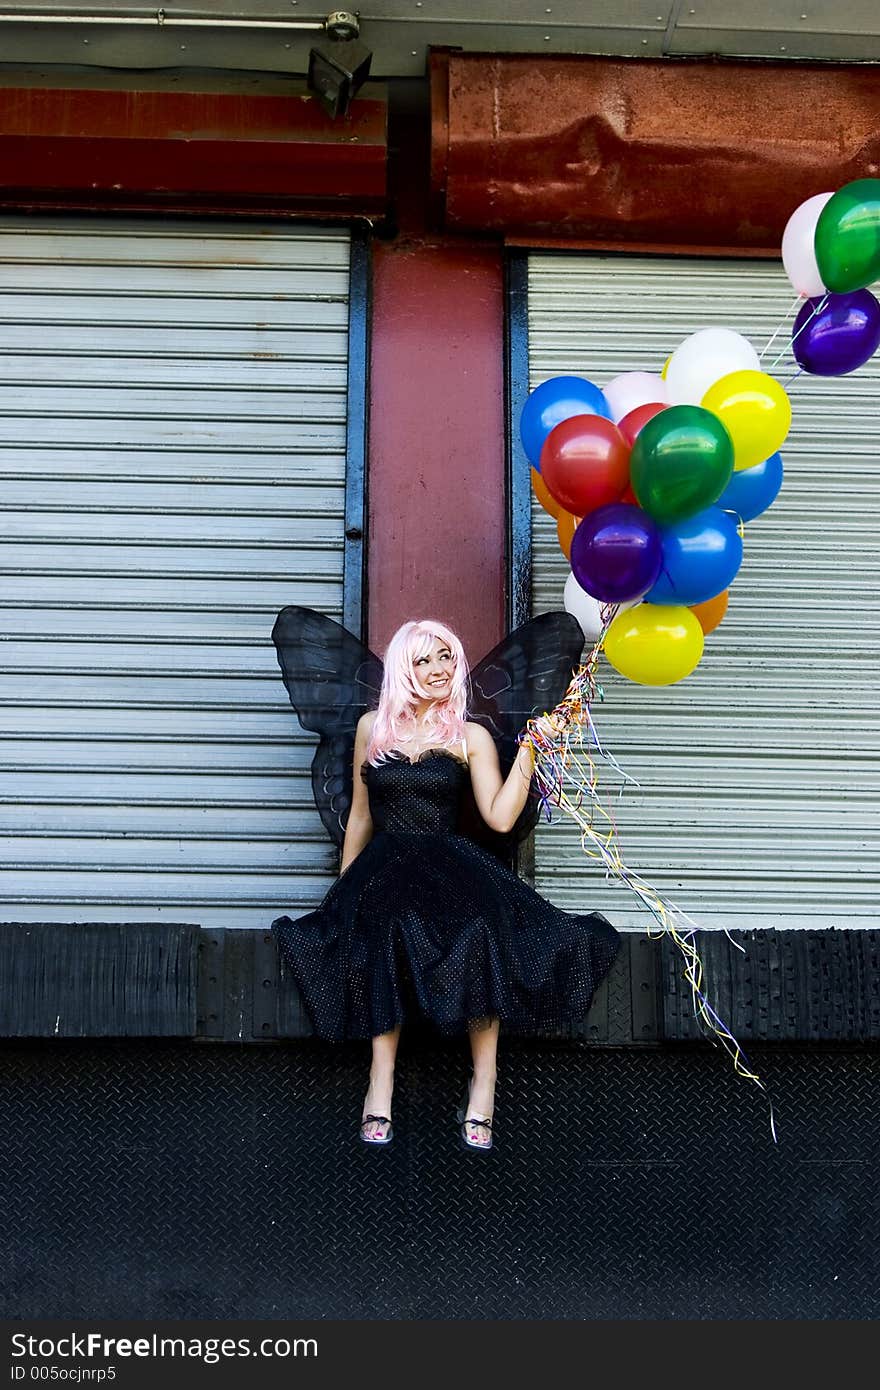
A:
[[271, 606, 383, 847], [464, 610, 585, 853]]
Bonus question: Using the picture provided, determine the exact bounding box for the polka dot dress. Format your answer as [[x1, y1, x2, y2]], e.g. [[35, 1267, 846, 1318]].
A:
[[271, 750, 621, 1042]]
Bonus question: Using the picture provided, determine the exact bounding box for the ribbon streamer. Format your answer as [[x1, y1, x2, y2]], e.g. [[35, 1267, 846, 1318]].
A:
[[519, 624, 776, 1140]]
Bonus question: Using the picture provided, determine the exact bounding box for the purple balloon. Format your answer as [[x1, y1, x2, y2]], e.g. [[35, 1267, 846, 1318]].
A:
[[570, 503, 662, 603], [793, 289, 880, 376]]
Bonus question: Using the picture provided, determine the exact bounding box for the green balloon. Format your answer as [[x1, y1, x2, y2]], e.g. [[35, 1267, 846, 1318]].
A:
[[814, 178, 880, 294], [629, 405, 734, 525]]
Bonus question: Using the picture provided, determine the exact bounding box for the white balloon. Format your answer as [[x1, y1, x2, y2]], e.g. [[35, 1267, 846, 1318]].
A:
[[603, 371, 668, 424], [563, 571, 637, 642], [781, 191, 833, 299], [665, 328, 760, 407]]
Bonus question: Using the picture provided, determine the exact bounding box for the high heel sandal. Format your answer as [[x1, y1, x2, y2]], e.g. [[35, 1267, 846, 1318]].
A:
[[359, 1114, 393, 1146], [455, 1083, 494, 1153]]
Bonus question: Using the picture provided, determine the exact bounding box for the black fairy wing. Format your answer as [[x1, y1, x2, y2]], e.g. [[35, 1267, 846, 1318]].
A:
[[462, 610, 585, 853], [271, 606, 383, 848]]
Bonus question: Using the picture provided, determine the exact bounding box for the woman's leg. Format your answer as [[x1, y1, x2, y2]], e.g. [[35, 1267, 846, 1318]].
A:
[[465, 1018, 499, 1147], [361, 1026, 401, 1140]]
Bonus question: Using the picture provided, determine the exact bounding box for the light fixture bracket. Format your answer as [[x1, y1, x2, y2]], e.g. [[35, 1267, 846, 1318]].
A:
[[309, 12, 371, 119], [324, 10, 360, 42]]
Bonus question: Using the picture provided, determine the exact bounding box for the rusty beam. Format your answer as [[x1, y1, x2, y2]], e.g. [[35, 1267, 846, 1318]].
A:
[[430, 52, 880, 252], [0, 84, 387, 216]]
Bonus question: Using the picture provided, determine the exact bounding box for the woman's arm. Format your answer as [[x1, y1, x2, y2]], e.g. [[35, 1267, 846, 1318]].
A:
[[339, 712, 375, 873], [464, 721, 540, 836]]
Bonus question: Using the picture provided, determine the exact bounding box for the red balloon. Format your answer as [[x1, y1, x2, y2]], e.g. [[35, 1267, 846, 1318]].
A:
[[618, 401, 668, 447], [539, 414, 630, 517]]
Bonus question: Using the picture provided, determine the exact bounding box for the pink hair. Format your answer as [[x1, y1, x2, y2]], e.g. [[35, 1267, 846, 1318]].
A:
[[366, 619, 469, 764]]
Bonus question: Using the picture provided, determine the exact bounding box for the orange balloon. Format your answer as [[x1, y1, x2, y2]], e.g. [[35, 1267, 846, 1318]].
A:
[[690, 590, 729, 635], [556, 510, 581, 561], [531, 466, 563, 520]]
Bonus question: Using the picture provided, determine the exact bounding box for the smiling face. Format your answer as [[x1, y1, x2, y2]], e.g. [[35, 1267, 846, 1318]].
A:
[[411, 635, 457, 702]]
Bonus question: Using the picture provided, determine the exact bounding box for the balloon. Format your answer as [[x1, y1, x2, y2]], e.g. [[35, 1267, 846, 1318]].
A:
[[603, 371, 668, 424], [665, 328, 760, 406], [661, 356, 671, 380], [701, 369, 792, 472], [539, 414, 630, 517], [570, 503, 663, 604], [792, 289, 880, 375], [629, 405, 734, 525], [718, 452, 783, 522], [814, 178, 880, 294], [690, 590, 728, 636], [531, 466, 563, 520], [520, 375, 612, 468], [563, 571, 637, 643], [781, 192, 834, 298], [603, 603, 704, 686], [618, 401, 668, 447], [556, 509, 580, 561], [645, 507, 743, 607]]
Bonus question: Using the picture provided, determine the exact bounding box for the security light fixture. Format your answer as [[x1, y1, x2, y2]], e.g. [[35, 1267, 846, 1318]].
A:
[[308, 11, 373, 120]]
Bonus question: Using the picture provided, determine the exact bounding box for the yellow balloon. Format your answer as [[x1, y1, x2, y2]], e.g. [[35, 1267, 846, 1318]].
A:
[[603, 603, 704, 686], [660, 355, 671, 381], [701, 369, 792, 472]]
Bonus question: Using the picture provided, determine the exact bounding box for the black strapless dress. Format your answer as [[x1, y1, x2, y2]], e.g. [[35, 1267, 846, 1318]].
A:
[[271, 750, 620, 1042]]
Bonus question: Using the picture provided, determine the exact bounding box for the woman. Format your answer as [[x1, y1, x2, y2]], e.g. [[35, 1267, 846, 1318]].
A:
[[271, 617, 620, 1152]]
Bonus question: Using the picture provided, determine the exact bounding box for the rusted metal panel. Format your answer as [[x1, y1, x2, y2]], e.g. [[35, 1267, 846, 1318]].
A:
[[0, 84, 387, 216], [430, 51, 880, 250]]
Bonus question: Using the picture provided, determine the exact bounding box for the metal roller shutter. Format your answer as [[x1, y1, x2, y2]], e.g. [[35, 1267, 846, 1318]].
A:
[[0, 216, 352, 931], [528, 253, 880, 931]]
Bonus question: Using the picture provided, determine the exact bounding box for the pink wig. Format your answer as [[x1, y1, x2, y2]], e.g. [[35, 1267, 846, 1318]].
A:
[[366, 619, 469, 764]]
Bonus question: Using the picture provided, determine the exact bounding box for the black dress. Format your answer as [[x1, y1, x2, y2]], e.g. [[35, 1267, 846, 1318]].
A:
[[271, 747, 620, 1042]]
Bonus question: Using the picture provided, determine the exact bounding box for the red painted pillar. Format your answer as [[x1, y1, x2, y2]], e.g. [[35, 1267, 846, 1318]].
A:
[[366, 91, 506, 662], [367, 242, 506, 659]]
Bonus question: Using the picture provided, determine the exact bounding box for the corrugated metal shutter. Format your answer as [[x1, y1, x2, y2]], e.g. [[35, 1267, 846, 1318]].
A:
[[0, 216, 351, 930], [528, 253, 880, 931]]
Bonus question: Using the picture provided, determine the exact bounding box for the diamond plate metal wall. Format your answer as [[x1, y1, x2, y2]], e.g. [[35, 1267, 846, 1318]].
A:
[[1, 1037, 877, 1319]]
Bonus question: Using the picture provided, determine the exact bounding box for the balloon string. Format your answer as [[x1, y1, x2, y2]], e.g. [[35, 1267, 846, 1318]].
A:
[[519, 647, 777, 1141], [768, 292, 829, 370], [759, 293, 802, 362]]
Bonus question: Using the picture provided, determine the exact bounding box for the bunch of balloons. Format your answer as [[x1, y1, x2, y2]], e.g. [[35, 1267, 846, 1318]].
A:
[[522, 339, 788, 685], [782, 178, 880, 373], [523, 176, 880, 687]]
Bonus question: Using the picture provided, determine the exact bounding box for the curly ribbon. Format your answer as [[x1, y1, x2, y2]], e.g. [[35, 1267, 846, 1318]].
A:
[[519, 619, 776, 1141]]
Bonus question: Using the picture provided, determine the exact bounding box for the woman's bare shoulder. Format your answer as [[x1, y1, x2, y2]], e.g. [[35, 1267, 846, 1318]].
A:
[[464, 721, 494, 749], [357, 710, 378, 733]]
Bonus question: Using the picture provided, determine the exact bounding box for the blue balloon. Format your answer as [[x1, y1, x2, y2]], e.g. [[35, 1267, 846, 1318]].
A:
[[645, 506, 743, 607], [520, 375, 612, 469], [718, 452, 783, 523]]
